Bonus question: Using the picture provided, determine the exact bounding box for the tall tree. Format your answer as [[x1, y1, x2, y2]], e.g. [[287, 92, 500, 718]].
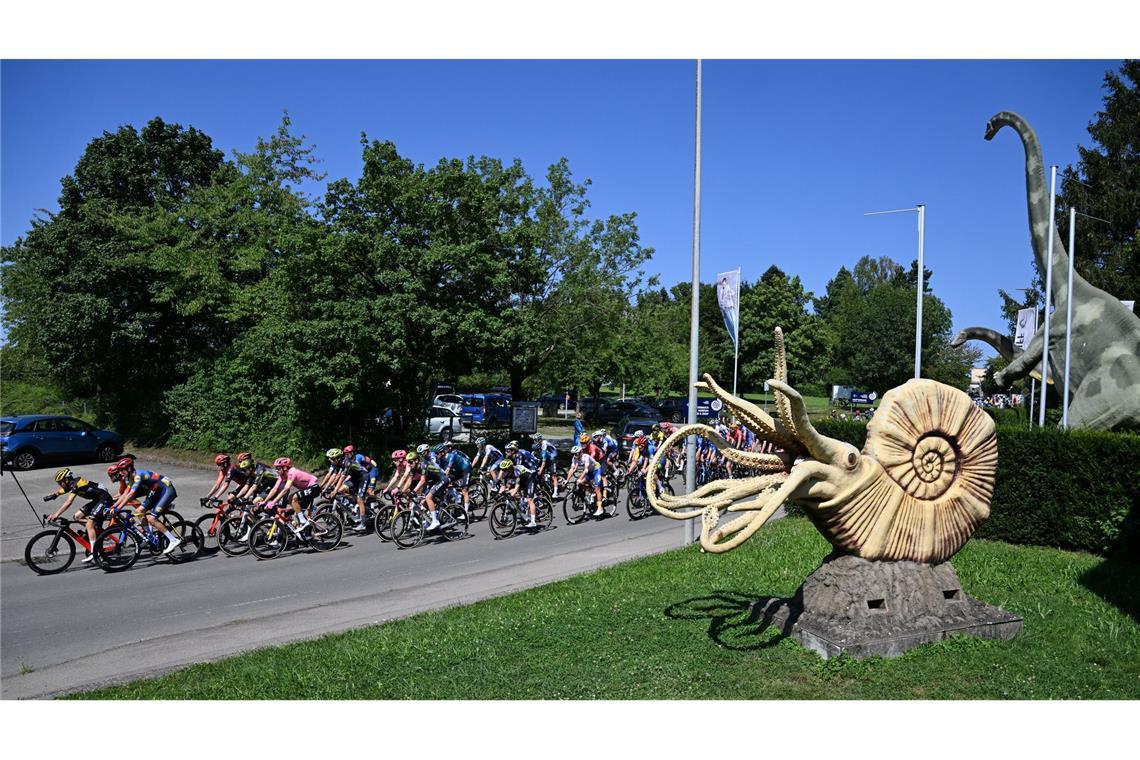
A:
[[1055, 59, 1140, 301]]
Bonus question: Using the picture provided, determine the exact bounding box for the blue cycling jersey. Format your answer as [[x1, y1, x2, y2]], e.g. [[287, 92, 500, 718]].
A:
[[444, 449, 471, 473], [601, 436, 618, 457], [481, 445, 503, 466], [536, 440, 557, 461], [516, 449, 540, 469]]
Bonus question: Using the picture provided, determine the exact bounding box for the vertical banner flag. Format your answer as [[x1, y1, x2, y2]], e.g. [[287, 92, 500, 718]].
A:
[[716, 269, 741, 351], [1013, 307, 1037, 351]]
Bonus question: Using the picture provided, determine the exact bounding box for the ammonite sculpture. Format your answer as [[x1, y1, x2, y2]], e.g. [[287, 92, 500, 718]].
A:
[[647, 328, 998, 564]]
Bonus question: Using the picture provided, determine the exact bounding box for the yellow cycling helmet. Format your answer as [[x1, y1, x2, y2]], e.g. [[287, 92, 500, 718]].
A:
[[498, 459, 514, 470], [579, 433, 590, 444], [54, 467, 74, 484]]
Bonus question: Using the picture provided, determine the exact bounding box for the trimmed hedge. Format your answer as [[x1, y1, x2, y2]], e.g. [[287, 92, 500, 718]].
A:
[[812, 419, 1140, 557]]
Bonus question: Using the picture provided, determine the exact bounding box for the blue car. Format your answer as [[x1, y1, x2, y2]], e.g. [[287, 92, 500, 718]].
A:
[[460, 393, 512, 427], [0, 415, 123, 471]]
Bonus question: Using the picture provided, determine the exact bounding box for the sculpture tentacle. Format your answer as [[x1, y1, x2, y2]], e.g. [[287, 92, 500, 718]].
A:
[[695, 373, 802, 454]]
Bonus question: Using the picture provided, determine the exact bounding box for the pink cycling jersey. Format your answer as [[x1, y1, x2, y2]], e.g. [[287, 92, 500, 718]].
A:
[[280, 467, 317, 489]]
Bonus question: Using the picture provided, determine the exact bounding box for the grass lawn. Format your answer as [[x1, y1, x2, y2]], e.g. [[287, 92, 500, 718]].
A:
[[73, 518, 1140, 699]]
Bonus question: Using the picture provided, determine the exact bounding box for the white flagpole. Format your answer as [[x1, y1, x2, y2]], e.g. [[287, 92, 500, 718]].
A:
[[684, 59, 702, 546], [1039, 166, 1057, 428]]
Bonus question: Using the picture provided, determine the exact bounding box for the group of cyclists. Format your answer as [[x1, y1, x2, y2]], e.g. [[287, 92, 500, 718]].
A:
[[37, 413, 766, 568]]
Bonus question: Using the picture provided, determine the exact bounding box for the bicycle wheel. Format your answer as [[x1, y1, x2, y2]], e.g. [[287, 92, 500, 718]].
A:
[[535, 497, 554, 530], [23, 530, 76, 575], [93, 526, 140, 572], [166, 520, 204, 561], [391, 510, 425, 549], [194, 513, 224, 552], [563, 490, 586, 525], [488, 502, 516, 539], [626, 489, 648, 520], [218, 514, 252, 556], [602, 485, 619, 517], [307, 513, 342, 552], [440, 506, 469, 541], [467, 482, 488, 521], [374, 503, 396, 541], [248, 518, 287, 560]]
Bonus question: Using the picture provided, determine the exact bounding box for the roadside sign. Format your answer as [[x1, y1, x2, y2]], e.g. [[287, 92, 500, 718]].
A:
[[511, 402, 539, 434]]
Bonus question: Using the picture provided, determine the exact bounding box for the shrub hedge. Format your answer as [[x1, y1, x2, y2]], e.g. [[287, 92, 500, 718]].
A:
[[813, 419, 1140, 557]]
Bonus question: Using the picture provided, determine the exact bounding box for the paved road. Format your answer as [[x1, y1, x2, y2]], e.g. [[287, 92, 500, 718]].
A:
[[1, 455, 699, 699]]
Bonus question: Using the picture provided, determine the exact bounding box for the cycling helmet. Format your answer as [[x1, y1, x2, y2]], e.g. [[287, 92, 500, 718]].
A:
[[54, 467, 74, 484], [661, 422, 674, 433], [498, 459, 514, 470], [579, 433, 591, 444], [730, 420, 740, 428], [215, 454, 230, 468], [445, 439, 457, 448], [652, 423, 662, 432], [593, 429, 605, 438], [532, 432, 543, 441], [432, 443, 447, 454], [406, 452, 419, 463], [391, 449, 407, 461], [475, 437, 487, 447], [326, 447, 344, 460], [343, 444, 356, 456], [273, 457, 292, 469], [416, 444, 429, 456], [237, 452, 253, 467], [570, 445, 582, 455], [633, 430, 645, 440], [505, 440, 519, 451], [107, 464, 122, 481]]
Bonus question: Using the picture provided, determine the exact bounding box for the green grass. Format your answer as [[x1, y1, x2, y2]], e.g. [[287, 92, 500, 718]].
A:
[[71, 518, 1140, 699]]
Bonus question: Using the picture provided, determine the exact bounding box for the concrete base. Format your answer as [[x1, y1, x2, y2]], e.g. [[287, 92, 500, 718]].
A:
[[751, 553, 1022, 659]]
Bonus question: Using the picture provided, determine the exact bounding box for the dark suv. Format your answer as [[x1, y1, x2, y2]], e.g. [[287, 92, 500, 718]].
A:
[[599, 400, 662, 425], [652, 397, 687, 423]]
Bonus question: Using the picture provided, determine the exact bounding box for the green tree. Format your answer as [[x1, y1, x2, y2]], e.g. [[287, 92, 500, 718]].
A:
[[1056, 59, 1140, 301], [1, 117, 226, 440]]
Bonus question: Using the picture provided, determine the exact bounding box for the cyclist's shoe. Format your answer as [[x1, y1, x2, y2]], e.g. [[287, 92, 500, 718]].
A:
[[352, 520, 369, 533], [527, 516, 538, 528], [238, 528, 251, 542], [162, 537, 183, 555], [82, 552, 95, 564], [593, 506, 604, 517], [426, 516, 441, 531]]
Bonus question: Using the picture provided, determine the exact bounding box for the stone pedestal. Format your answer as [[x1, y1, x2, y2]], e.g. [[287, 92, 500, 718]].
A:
[[751, 553, 1022, 659]]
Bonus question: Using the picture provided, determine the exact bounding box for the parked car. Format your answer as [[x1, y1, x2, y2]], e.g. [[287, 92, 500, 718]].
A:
[[651, 397, 687, 423], [433, 394, 465, 415], [1, 415, 124, 471], [599, 400, 662, 425], [460, 393, 512, 427], [617, 418, 661, 455], [423, 405, 465, 441]]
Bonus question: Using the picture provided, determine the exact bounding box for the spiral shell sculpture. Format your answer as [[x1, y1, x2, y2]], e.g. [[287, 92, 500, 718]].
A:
[[647, 327, 998, 564]]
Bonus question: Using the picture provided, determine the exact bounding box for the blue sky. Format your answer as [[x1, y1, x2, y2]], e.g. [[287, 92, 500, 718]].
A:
[[1, 59, 1122, 357]]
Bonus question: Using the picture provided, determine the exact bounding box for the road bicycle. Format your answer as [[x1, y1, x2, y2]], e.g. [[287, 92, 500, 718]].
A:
[[625, 468, 675, 520], [195, 496, 243, 552], [92, 509, 204, 572], [247, 504, 343, 560], [487, 490, 553, 539], [561, 477, 617, 525], [317, 489, 379, 533], [215, 498, 271, 556], [22, 507, 129, 575], [389, 491, 469, 549]]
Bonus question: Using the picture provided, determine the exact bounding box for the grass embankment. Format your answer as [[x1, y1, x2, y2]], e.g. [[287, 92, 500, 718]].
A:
[[74, 518, 1139, 700]]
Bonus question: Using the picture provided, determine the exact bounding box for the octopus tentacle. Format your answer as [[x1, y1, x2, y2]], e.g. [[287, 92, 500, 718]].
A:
[[696, 373, 802, 454]]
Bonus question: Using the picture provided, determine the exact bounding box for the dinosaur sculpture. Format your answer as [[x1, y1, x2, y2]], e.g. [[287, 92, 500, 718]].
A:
[[647, 328, 999, 564], [950, 111, 1140, 429]]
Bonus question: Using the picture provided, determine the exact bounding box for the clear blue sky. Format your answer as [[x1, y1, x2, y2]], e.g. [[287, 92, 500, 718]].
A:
[[1, 59, 1121, 358]]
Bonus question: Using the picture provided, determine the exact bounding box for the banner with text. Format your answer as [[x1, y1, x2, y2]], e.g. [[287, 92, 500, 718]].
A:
[[1013, 307, 1037, 351]]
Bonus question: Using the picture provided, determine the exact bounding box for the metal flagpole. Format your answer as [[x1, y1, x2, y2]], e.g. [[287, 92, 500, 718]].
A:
[[684, 59, 702, 546], [1028, 379, 1035, 428], [1039, 166, 1057, 427], [915, 204, 925, 378], [1062, 206, 1075, 429]]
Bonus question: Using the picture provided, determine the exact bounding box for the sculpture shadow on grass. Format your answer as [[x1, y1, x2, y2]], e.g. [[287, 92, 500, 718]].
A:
[[664, 590, 800, 651], [1079, 554, 1140, 625]]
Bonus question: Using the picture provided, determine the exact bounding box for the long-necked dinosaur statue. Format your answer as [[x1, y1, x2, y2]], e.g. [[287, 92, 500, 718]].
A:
[[951, 111, 1140, 429]]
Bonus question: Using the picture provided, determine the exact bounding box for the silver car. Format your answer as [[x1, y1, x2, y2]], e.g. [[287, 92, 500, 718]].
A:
[[423, 405, 466, 441]]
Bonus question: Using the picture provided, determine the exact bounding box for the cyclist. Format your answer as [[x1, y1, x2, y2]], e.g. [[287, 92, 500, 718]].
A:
[[441, 440, 472, 512], [409, 450, 448, 531], [533, 433, 560, 497], [204, 454, 235, 501], [256, 457, 321, 535], [341, 444, 380, 533], [319, 447, 344, 492], [107, 457, 182, 555], [471, 437, 505, 489], [626, 430, 647, 475], [590, 429, 617, 493], [565, 443, 605, 517], [498, 458, 538, 529], [382, 450, 411, 497], [229, 452, 277, 503], [43, 467, 114, 563]]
